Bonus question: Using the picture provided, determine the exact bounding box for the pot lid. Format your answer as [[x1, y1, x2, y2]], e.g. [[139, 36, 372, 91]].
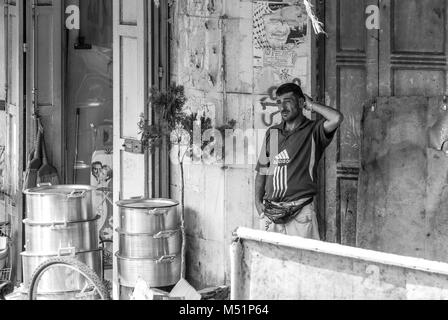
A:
[[23, 185, 96, 196], [116, 198, 179, 209]]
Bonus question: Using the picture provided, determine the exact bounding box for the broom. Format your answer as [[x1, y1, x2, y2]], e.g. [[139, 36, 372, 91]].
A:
[[37, 132, 60, 186], [23, 123, 43, 190]]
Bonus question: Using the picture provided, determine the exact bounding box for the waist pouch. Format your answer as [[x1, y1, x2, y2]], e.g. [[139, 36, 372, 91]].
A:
[[264, 198, 314, 225]]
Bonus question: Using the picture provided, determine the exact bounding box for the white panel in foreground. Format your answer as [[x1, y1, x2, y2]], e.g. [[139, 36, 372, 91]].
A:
[[231, 228, 448, 300]]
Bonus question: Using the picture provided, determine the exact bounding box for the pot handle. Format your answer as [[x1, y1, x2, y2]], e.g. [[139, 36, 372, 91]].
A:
[[147, 209, 169, 216], [24, 239, 30, 250], [37, 182, 52, 187], [156, 255, 176, 264], [58, 247, 76, 257], [51, 222, 71, 230], [67, 190, 87, 199], [153, 230, 179, 239]]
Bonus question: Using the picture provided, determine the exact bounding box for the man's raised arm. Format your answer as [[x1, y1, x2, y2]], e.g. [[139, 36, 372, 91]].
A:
[[305, 95, 344, 134]]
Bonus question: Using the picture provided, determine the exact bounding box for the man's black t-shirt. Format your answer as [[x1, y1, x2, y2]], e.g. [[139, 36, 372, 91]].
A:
[[256, 118, 336, 202]]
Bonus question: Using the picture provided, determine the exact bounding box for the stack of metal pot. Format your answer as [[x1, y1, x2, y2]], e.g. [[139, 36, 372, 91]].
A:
[[116, 198, 181, 294], [22, 184, 102, 295]]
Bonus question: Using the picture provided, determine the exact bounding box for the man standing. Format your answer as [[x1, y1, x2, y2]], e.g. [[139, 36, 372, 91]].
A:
[[255, 83, 343, 240]]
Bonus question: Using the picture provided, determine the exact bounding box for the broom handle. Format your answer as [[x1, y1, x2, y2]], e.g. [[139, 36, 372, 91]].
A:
[[28, 118, 38, 162], [38, 117, 48, 165], [34, 119, 43, 159], [41, 136, 48, 165], [73, 108, 80, 183]]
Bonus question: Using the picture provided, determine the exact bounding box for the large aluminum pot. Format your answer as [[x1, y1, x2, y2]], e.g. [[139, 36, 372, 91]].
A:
[[117, 199, 180, 235], [116, 253, 181, 288], [117, 229, 181, 259], [0, 245, 8, 270], [24, 185, 96, 223], [21, 249, 102, 293], [24, 216, 100, 253]]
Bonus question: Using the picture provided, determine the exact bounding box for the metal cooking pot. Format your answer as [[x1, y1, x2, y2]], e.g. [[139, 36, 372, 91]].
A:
[[23, 185, 97, 223], [116, 199, 180, 235], [0, 245, 8, 270], [117, 229, 181, 259], [21, 249, 102, 293], [24, 216, 100, 253], [116, 253, 181, 288]]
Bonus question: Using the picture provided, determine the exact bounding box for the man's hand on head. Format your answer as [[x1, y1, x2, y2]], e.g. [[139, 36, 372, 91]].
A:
[[302, 94, 344, 132], [303, 94, 315, 112]]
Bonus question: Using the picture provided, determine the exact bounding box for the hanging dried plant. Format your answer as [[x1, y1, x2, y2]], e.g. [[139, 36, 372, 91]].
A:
[[137, 84, 236, 279], [302, 0, 326, 35]]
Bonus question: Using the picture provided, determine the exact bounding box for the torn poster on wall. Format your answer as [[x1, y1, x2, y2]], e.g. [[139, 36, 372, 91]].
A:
[[254, 0, 308, 51], [254, 0, 323, 128]]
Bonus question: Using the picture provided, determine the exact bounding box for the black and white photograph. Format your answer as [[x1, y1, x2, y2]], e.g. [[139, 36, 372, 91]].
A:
[[0, 0, 448, 309]]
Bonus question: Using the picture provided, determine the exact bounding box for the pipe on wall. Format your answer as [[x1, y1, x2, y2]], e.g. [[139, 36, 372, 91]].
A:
[[229, 238, 242, 300]]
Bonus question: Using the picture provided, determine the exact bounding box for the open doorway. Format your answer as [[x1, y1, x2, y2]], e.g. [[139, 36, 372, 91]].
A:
[[64, 0, 113, 282]]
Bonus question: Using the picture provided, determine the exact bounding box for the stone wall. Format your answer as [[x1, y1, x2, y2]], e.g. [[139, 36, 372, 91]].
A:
[[170, 0, 315, 289]]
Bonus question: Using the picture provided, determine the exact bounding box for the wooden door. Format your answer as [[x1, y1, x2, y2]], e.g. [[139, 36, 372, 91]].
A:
[[0, 2, 6, 108], [3, 0, 24, 283], [150, 1, 170, 199], [0, 1, 8, 208], [324, 0, 448, 246], [112, 0, 149, 299], [378, 0, 448, 97], [324, 0, 379, 245], [26, 0, 63, 178]]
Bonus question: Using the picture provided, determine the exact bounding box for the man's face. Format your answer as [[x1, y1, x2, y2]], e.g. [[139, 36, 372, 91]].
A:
[[263, 12, 291, 48], [279, 5, 308, 30], [262, 5, 307, 49], [277, 92, 304, 122], [92, 164, 102, 176]]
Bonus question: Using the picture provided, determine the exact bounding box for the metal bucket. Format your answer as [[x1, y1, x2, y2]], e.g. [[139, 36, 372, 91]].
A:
[[24, 217, 100, 253], [21, 249, 102, 293], [23, 185, 96, 222], [116, 199, 180, 235], [117, 229, 181, 259], [116, 253, 181, 288]]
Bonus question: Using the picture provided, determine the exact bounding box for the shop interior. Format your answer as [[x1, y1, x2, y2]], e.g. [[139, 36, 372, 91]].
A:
[[64, 0, 114, 281]]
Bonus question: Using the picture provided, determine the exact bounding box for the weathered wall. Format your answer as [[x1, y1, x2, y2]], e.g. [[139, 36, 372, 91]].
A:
[[357, 96, 448, 264], [170, 0, 314, 289]]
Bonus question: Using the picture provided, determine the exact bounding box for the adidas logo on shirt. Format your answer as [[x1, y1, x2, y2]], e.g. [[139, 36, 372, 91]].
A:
[[272, 150, 290, 199], [273, 150, 290, 166]]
